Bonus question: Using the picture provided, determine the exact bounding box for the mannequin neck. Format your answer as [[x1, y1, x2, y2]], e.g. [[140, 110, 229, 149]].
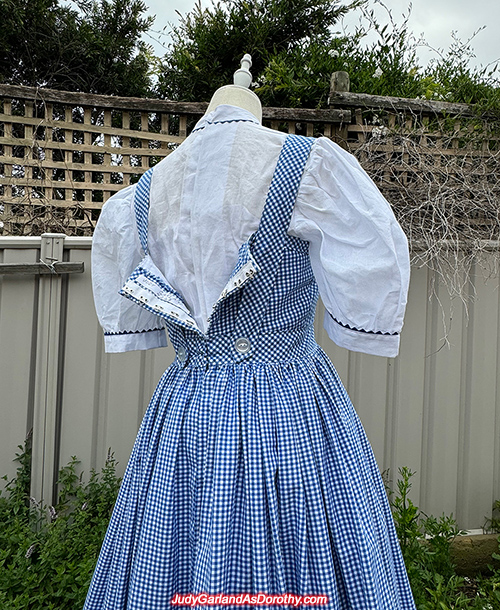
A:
[[205, 85, 262, 123]]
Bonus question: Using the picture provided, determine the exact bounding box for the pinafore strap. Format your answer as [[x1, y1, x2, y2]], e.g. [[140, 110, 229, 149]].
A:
[[134, 167, 154, 255], [251, 134, 315, 261], [233, 134, 315, 339]]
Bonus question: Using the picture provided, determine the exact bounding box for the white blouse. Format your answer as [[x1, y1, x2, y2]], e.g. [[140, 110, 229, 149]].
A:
[[92, 104, 410, 357]]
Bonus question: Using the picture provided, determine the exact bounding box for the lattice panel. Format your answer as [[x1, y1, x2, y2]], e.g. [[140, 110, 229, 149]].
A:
[[346, 109, 500, 182], [336, 106, 500, 241], [1, 84, 498, 240], [0, 86, 350, 236], [0, 99, 199, 235]]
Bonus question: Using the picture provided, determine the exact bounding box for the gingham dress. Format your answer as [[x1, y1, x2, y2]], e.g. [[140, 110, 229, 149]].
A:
[[83, 134, 416, 609]]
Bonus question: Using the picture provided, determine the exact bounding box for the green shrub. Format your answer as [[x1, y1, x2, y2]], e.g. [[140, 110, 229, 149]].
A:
[[0, 434, 121, 610], [484, 499, 500, 534], [156, 0, 500, 115], [387, 466, 478, 608], [2, 439, 500, 608]]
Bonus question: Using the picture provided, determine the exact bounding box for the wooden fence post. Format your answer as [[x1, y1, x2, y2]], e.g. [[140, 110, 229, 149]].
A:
[[329, 71, 350, 96], [328, 71, 351, 144]]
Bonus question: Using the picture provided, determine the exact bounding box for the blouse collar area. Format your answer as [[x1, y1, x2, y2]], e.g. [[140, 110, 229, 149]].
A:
[[192, 104, 261, 132]]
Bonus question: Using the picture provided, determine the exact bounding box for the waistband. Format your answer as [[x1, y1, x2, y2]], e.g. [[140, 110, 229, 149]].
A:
[[168, 326, 319, 369]]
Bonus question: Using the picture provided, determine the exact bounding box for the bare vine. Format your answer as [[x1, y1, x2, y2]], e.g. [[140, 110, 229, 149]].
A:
[[352, 106, 500, 305]]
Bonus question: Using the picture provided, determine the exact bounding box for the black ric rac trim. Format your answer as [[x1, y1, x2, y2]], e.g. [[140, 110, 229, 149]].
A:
[[104, 327, 164, 336], [329, 312, 399, 336]]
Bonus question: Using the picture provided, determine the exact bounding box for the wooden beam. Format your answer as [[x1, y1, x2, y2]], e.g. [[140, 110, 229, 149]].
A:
[[0, 261, 84, 275], [329, 91, 482, 117], [0, 83, 209, 114], [0, 83, 351, 123], [263, 106, 350, 123]]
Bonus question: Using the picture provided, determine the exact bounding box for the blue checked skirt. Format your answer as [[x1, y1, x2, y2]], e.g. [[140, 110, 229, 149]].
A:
[[83, 135, 417, 609]]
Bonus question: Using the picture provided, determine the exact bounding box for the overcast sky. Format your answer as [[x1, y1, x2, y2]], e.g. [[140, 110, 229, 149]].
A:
[[140, 0, 500, 74]]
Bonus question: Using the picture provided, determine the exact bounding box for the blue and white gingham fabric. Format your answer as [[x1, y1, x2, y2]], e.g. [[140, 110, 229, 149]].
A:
[[134, 166, 154, 255], [83, 134, 417, 610]]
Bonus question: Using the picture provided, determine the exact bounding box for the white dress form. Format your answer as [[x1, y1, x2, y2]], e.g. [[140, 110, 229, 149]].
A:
[[205, 54, 263, 123]]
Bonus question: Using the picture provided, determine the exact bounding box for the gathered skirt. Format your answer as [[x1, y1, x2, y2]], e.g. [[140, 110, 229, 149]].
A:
[[83, 345, 416, 609]]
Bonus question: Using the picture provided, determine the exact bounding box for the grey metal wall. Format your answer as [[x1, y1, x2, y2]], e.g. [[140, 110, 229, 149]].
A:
[[1, 234, 499, 531]]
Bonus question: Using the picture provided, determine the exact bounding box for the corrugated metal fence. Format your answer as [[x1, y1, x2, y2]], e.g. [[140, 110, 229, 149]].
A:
[[1, 234, 499, 531]]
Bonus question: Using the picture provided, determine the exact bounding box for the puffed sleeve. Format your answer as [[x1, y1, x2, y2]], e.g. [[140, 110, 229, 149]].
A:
[[91, 184, 168, 353], [289, 137, 410, 358]]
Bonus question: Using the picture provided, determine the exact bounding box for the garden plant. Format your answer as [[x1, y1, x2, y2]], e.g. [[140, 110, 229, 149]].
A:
[[0, 435, 500, 608]]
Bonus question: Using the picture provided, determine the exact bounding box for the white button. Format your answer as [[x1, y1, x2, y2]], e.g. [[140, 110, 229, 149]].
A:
[[234, 337, 251, 354], [177, 346, 187, 362]]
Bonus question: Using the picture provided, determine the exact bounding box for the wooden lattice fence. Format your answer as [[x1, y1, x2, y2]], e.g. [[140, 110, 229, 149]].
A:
[[0, 84, 350, 235], [0, 83, 499, 243], [330, 91, 500, 223]]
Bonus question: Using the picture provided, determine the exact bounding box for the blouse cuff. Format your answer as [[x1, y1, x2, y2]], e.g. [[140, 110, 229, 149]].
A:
[[324, 311, 400, 358], [103, 328, 168, 353]]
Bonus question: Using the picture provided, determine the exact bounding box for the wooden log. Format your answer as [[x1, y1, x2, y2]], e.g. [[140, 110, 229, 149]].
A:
[[0, 83, 353, 123], [0, 83, 209, 115], [262, 106, 350, 123], [329, 90, 480, 117]]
